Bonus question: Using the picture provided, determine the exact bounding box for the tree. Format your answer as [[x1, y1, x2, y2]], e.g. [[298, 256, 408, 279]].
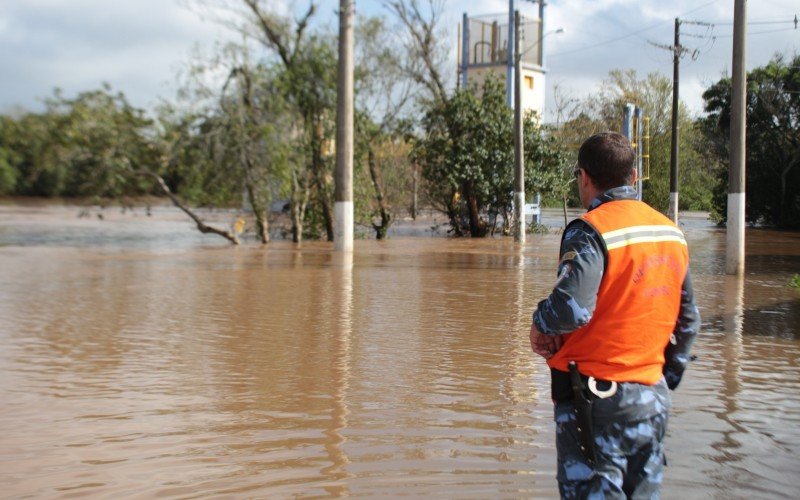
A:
[[415, 76, 568, 236], [217, 0, 338, 243], [702, 53, 800, 228], [0, 84, 242, 244], [0, 85, 157, 199], [382, 0, 450, 107], [352, 15, 417, 239], [552, 70, 714, 213], [0, 143, 17, 195]]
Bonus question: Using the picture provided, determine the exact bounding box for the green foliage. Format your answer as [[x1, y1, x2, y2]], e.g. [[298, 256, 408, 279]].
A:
[[790, 274, 800, 289], [552, 70, 715, 213], [526, 221, 551, 234], [702, 53, 800, 228], [0, 85, 158, 198], [414, 76, 569, 236], [0, 146, 18, 194]]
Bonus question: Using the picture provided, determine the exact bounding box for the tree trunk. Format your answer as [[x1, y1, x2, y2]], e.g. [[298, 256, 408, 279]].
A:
[[291, 170, 310, 244], [563, 197, 569, 228], [368, 149, 391, 239], [462, 181, 486, 237], [447, 190, 464, 236], [780, 158, 797, 227], [244, 177, 269, 244], [500, 206, 510, 235], [311, 123, 334, 242], [411, 162, 418, 220], [315, 170, 334, 242]]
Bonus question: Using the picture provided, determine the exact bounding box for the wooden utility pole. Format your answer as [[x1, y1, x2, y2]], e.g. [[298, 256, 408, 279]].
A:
[[727, 0, 747, 275], [668, 17, 681, 224], [513, 10, 525, 243], [334, 0, 354, 252]]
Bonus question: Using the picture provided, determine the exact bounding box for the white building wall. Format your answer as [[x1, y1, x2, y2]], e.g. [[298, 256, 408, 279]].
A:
[[464, 64, 545, 118]]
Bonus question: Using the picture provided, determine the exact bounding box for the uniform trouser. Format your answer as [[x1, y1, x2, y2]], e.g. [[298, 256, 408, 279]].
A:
[[554, 380, 671, 500]]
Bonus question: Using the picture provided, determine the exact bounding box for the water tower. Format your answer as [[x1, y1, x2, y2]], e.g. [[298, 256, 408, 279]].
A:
[[459, 1, 549, 116]]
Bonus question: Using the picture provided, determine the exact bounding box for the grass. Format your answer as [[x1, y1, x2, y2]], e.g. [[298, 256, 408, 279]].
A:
[[790, 274, 800, 289]]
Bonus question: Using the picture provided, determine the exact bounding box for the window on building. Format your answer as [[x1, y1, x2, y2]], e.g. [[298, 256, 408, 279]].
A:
[[524, 76, 534, 90]]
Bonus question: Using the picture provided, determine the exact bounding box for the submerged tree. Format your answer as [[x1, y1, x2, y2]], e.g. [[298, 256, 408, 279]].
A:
[[353, 15, 417, 239], [702, 53, 800, 228], [0, 85, 157, 199], [415, 77, 568, 236]]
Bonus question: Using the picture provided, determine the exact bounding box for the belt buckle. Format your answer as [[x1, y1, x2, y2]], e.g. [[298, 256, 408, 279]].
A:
[[588, 376, 618, 399]]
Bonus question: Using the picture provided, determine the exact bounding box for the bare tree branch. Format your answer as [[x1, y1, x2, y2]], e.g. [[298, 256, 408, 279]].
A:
[[383, 0, 448, 105], [242, 0, 292, 65], [136, 170, 240, 245], [292, 4, 317, 62]]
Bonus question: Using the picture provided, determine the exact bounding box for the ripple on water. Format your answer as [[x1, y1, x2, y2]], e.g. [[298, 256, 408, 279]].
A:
[[0, 205, 798, 497]]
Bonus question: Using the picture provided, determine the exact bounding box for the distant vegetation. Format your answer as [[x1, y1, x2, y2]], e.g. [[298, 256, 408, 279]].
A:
[[0, 1, 797, 241]]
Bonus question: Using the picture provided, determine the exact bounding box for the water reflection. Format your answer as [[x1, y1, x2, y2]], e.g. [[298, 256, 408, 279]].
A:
[[323, 252, 353, 494], [712, 275, 745, 495]]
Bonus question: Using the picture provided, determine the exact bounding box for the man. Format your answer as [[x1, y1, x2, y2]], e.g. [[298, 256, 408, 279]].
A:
[[530, 132, 699, 499]]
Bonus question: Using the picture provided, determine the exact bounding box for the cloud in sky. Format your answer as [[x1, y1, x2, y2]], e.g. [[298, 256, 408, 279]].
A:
[[0, 0, 230, 112], [0, 0, 797, 119]]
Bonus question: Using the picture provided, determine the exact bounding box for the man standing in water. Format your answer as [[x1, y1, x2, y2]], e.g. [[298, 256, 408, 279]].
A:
[[529, 132, 699, 498]]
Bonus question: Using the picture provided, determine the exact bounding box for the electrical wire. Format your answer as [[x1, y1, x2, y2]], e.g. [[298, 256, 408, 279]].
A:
[[549, 0, 721, 57], [710, 20, 797, 25], [714, 27, 798, 38]]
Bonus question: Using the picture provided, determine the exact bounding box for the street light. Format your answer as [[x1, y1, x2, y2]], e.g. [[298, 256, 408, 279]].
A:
[[513, 14, 564, 243], [520, 27, 565, 59]]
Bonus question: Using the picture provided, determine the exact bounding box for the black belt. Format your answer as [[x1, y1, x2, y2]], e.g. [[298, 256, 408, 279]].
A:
[[551, 366, 617, 403]]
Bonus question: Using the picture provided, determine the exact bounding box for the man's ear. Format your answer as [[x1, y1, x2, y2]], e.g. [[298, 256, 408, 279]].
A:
[[630, 167, 638, 185], [580, 169, 592, 190]]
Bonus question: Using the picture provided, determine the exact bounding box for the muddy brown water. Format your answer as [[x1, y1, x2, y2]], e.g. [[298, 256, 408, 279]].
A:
[[1, 204, 799, 498]]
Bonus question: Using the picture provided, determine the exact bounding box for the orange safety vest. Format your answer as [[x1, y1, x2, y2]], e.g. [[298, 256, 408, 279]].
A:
[[547, 199, 689, 385]]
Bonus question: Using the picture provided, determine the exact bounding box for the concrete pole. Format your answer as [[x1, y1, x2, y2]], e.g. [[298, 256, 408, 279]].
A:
[[668, 17, 680, 224], [538, 0, 546, 68], [513, 10, 525, 243], [507, 0, 515, 106], [461, 13, 469, 89], [334, 0, 354, 252], [727, 0, 747, 275], [635, 107, 644, 200]]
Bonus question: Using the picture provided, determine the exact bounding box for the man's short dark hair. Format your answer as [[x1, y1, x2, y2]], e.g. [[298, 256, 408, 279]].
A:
[[577, 132, 635, 190]]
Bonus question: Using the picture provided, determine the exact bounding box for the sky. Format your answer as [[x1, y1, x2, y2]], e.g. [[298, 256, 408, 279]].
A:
[[0, 0, 797, 121]]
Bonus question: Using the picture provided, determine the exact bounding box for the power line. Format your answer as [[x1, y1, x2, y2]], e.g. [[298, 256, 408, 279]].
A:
[[549, 0, 720, 57], [704, 20, 796, 25], [714, 27, 798, 38]]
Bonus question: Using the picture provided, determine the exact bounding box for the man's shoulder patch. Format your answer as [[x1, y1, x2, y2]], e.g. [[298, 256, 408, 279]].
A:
[[560, 250, 578, 263]]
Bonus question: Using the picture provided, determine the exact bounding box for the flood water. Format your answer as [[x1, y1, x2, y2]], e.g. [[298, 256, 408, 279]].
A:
[[1, 203, 799, 498]]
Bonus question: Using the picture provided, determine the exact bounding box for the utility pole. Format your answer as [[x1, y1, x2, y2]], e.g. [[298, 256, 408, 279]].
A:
[[727, 0, 747, 275], [334, 0, 354, 252], [669, 17, 681, 224], [513, 10, 525, 243], [649, 20, 696, 223], [507, 0, 515, 106]]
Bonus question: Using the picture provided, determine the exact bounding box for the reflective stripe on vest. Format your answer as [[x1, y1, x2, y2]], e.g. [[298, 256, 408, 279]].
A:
[[601, 225, 687, 250], [547, 199, 689, 385]]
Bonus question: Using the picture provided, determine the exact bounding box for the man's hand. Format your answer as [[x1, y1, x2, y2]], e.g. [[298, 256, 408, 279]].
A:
[[529, 322, 563, 359]]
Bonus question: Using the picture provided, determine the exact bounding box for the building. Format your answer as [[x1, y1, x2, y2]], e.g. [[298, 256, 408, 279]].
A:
[[459, 5, 549, 117]]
